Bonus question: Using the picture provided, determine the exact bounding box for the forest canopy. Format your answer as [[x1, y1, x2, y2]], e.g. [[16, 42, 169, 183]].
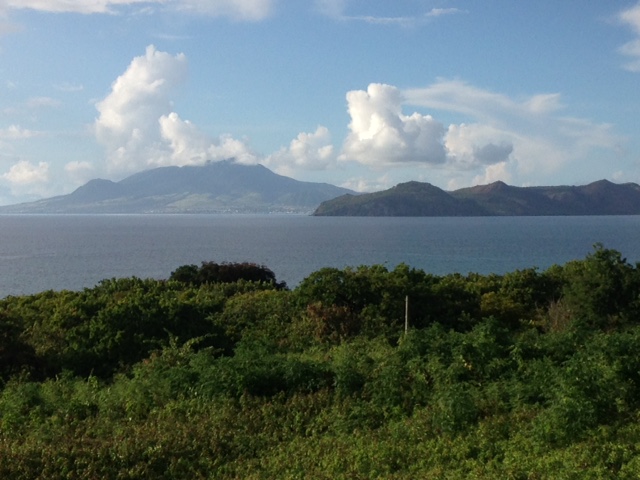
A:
[[1, 248, 640, 478]]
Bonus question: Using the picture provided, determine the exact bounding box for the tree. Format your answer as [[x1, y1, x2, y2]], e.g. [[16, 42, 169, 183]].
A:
[[560, 244, 640, 329], [170, 261, 286, 289]]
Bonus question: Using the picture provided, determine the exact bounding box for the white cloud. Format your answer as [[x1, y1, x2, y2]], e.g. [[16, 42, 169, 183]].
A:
[[426, 8, 465, 18], [55, 82, 84, 92], [0, 0, 148, 14], [171, 0, 274, 21], [2, 160, 49, 185], [265, 126, 335, 176], [314, 0, 464, 26], [314, 0, 345, 18], [94, 45, 262, 176], [336, 80, 621, 188], [94, 45, 188, 174], [340, 173, 394, 193], [619, 2, 640, 34], [64, 160, 97, 185], [159, 112, 258, 165], [403, 79, 620, 182], [444, 123, 513, 170], [0, 0, 274, 20], [340, 83, 447, 166], [0, 125, 38, 139], [26, 97, 62, 109], [618, 2, 640, 72], [471, 162, 512, 187]]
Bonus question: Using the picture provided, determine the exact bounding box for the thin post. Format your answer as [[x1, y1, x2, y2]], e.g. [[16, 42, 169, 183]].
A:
[[405, 295, 409, 335]]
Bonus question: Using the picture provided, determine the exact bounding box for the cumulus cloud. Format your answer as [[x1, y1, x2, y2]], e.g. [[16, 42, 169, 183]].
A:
[[0, 0, 274, 20], [444, 123, 513, 170], [159, 112, 258, 166], [1, 160, 49, 185], [403, 79, 619, 182], [471, 162, 512, 186], [94, 46, 258, 175], [265, 126, 335, 175], [338, 79, 620, 188], [94, 45, 188, 174], [340, 83, 447, 166], [617, 2, 640, 72]]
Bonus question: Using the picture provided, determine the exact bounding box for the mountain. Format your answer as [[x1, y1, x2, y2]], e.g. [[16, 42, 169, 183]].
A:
[[313, 179, 640, 216], [312, 181, 487, 216], [0, 161, 354, 214]]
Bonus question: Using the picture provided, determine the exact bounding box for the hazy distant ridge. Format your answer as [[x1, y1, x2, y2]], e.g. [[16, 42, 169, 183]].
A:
[[313, 179, 640, 216], [0, 161, 354, 214]]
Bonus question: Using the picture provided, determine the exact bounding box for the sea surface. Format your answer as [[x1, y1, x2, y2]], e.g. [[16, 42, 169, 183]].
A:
[[1, 214, 640, 298]]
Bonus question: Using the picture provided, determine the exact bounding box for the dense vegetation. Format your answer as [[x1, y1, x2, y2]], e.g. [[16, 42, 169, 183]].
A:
[[2, 248, 640, 478]]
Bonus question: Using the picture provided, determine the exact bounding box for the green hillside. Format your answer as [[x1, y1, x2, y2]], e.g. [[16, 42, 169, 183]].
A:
[[2, 247, 640, 478]]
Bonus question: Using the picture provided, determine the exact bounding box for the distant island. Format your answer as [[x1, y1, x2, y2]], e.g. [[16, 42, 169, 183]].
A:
[[0, 161, 353, 214], [313, 179, 640, 216]]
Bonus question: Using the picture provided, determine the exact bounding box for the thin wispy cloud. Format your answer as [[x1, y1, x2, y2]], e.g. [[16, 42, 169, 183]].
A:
[[54, 83, 84, 92], [0, 0, 275, 20], [315, 0, 465, 27], [617, 2, 640, 72], [26, 97, 62, 109]]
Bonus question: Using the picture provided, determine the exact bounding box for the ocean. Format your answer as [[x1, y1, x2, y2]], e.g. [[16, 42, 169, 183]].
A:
[[1, 214, 640, 298]]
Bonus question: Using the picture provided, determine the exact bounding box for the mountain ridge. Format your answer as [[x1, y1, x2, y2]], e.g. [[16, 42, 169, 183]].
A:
[[0, 161, 354, 214], [313, 179, 640, 216]]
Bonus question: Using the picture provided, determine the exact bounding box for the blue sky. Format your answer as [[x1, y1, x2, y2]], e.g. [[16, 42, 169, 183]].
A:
[[1, 0, 639, 204]]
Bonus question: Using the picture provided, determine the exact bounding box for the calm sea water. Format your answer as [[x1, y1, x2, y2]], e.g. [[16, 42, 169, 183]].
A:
[[1, 214, 640, 298]]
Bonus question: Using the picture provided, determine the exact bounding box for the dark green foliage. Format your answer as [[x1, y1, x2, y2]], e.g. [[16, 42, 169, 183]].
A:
[[560, 244, 640, 329], [2, 246, 640, 478], [170, 261, 286, 289]]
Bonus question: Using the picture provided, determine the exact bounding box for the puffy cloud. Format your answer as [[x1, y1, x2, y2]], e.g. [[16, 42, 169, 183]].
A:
[[471, 162, 512, 187], [0, 0, 274, 20], [338, 79, 621, 188], [404, 79, 619, 180], [618, 2, 640, 72], [2, 160, 49, 185], [94, 45, 188, 174], [340, 83, 447, 166], [265, 126, 335, 175], [94, 45, 263, 177], [159, 112, 258, 166], [444, 123, 513, 170], [158, 112, 212, 166]]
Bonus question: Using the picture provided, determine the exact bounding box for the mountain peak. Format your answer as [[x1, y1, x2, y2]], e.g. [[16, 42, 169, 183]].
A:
[[0, 162, 354, 214]]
